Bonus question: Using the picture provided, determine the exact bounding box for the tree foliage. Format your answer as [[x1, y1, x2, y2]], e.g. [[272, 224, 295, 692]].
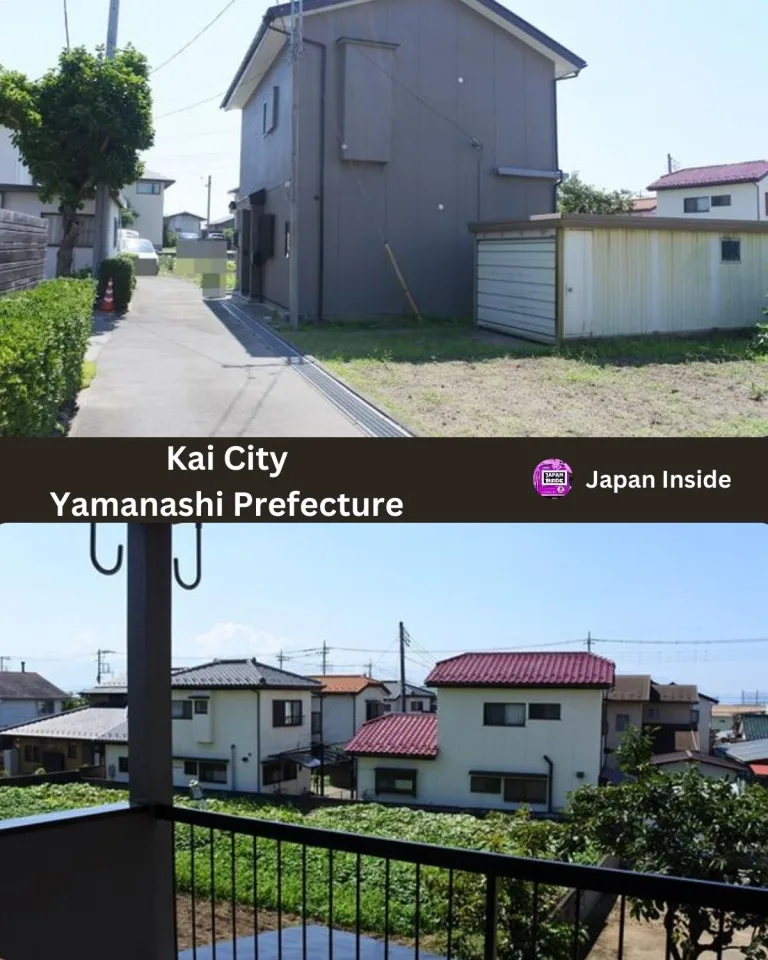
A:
[[567, 769, 768, 960], [120, 200, 138, 227], [0, 45, 154, 276], [616, 724, 657, 777], [558, 172, 636, 215]]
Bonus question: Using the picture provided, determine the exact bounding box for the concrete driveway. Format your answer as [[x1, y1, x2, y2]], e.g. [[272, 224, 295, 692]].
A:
[[70, 277, 366, 437]]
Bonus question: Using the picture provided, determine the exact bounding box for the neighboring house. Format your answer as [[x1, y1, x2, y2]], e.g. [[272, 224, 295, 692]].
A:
[[631, 196, 656, 215], [604, 675, 716, 769], [347, 652, 615, 812], [80, 683, 129, 708], [711, 702, 767, 736], [650, 750, 750, 785], [0, 667, 67, 730], [380, 680, 437, 713], [206, 214, 235, 233], [121, 169, 176, 248], [723, 738, 768, 782], [106, 659, 322, 794], [308, 675, 389, 746], [740, 714, 768, 742], [647, 160, 768, 221], [0, 126, 124, 276], [0, 706, 126, 777], [164, 212, 205, 238], [224, 0, 585, 319]]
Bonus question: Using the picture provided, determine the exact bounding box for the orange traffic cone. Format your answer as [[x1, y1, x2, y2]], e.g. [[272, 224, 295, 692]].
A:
[[101, 278, 115, 312]]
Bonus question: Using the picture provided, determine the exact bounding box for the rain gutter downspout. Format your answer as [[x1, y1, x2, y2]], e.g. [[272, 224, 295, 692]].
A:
[[267, 24, 327, 321], [543, 755, 554, 814]]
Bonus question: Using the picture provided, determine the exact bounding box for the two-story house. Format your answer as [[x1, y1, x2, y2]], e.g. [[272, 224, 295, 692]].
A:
[[0, 667, 67, 730], [604, 675, 716, 769], [309, 675, 389, 746], [223, 0, 585, 320], [647, 161, 768, 221], [347, 651, 615, 812], [122, 170, 176, 248], [380, 680, 437, 713]]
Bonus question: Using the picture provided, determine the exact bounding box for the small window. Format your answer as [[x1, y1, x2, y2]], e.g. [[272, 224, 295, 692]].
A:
[[410, 701, 424, 712], [67, 743, 77, 760], [199, 761, 228, 784], [136, 181, 161, 195], [183, 760, 198, 777], [721, 239, 741, 263], [172, 700, 193, 720], [365, 701, 386, 721], [470, 776, 502, 794], [262, 101, 269, 136], [483, 703, 526, 727], [194, 700, 209, 715], [273, 699, 303, 727], [382, 703, 392, 712], [284, 220, 291, 258], [262, 759, 297, 785], [503, 776, 548, 804], [683, 196, 710, 213], [262, 86, 279, 135], [529, 703, 561, 721], [38, 701, 54, 715], [375, 768, 417, 796], [691, 708, 700, 725], [616, 714, 631, 732], [711, 195, 732, 207], [118, 756, 129, 773], [646, 707, 659, 721]]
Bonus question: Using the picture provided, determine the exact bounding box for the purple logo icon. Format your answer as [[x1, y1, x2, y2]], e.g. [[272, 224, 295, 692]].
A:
[[533, 459, 572, 498]]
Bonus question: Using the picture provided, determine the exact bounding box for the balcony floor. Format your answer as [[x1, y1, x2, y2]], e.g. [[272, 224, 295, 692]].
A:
[[178, 925, 445, 959]]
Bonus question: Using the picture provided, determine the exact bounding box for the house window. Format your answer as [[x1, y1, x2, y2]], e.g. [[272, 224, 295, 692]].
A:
[[284, 220, 291, 258], [646, 707, 659, 721], [410, 701, 424, 712], [721, 239, 741, 263], [199, 761, 228, 784], [194, 700, 209, 715], [273, 699, 303, 727], [366, 701, 386, 721], [383, 704, 392, 712], [41, 213, 96, 247], [37, 701, 54, 715], [683, 197, 710, 213], [262, 86, 279, 135], [529, 703, 561, 721], [711, 195, 732, 207], [67, 743, 77, 760], [183, 760, 198, 776], [311, 712, 321, 735], [470, 776, 502, 794], [136, 181, 161, 195], [483, 703, 526, 727], [374, 768, 417, 797], [616, 714, 631, 732], [263, 759, 298, 785], [691, 708, 700, 725], [503, 776, 548, 805], [172, 700, 193, 720], [118, 756, 129, 773]]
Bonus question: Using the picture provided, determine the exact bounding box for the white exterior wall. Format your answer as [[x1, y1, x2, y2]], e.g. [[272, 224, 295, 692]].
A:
[[165, 214, 203, 237], [655, 181, 768, 221], [0, 128, 33, 185], [122, 181, 169, 248], [358, 687, 605, 811], [321, 687, 389, 746], [562, 227, 768, 339]]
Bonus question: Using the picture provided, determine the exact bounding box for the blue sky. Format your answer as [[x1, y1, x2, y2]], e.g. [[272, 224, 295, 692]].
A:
[[2, 0, 766, 220], [1, 524, 765, 701]]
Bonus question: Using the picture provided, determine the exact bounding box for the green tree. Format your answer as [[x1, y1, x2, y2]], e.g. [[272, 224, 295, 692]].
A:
[[163, 223, 178, 248], [616, 724, 658, 777], [558, 172, 636, 215], [120, 199, 138, 227], [567, 771, 768, 960], [0, 45, 154, 276]]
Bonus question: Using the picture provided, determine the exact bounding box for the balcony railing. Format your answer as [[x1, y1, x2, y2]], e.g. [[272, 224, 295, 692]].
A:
[[157, 804, 768, 960]]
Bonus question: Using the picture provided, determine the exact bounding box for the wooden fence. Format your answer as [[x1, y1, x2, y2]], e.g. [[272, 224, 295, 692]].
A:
[[0, 208, 47, 295]]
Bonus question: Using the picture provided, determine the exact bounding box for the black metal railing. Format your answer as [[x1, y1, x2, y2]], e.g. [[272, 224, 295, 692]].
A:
[[157, 804, 768, 960]]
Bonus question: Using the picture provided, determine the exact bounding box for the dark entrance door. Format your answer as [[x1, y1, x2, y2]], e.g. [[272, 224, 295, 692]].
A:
[[240, 209, 251, 296], [43, 751, 65, 772]]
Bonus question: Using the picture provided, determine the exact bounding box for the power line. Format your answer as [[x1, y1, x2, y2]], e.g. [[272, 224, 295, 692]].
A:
[[150, 0, 240, 75], [154, 93, 225, 120]]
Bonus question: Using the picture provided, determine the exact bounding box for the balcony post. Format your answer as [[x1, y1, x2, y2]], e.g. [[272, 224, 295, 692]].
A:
[[126, 522, 175, 959], [484, 873, 498, 960]]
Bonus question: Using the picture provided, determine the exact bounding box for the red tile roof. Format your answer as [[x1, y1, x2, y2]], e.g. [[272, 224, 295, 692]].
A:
[[346, 713, 438, 758], [750, 764, 768, 777], [425, 652, 614, 688], [647, 160, 768, 192], [309, 675, 386, 695]]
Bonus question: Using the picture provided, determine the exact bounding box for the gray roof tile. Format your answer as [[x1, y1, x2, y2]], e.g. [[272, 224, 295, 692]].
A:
[[724, 739, 768, 763], [170, 659, 322, 690], [0, 671, 68, 701], [0, 707, 128, 742]]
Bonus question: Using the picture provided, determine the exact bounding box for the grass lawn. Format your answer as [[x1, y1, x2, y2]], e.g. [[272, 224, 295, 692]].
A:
[[279, 318, 768, 437]]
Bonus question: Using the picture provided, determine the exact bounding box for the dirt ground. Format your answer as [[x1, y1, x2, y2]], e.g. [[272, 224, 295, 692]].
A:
[[175, 893, 300, 952]]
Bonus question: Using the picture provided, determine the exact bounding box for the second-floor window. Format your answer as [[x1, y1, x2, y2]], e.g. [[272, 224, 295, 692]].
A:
[[311, 712, 321, 735], [711, 195, 732, 207], [136, 181, 161, 195], [37, 701, 54, 715], [683, 196, 710, 213], [410, 701, 424, 712], [616, 713, 630, 732], [273, 699, 303, 727], [691, 708, 700, 725], [365, 701, 386, 721], [529, 703, 561, 721], [172, 700, 192, 720], [483, 703, 526, 727]]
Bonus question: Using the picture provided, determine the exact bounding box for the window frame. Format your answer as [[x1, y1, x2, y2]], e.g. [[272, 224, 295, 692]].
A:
[[683, 196, 710, 214], [118, 756, 129, 774], [616, 713, 631, 733], [502, 775, 548, 805], [410, 701, 424, 712], [483, 702, 526, 727], [262, 759, 298, 786], [193, 700, 209, 715], [470, 775, 502, 794], [528, 703, 561, 721], [183, 760, 198, 777], [365, 700, 386, 721], [136, 181, 161, 195], [172, 700, 193, 720], [199, 761, 228, 785], [374, 767, 417, 797], [721, 238, 741, 263], [710, 194, 732, 207], [273, 699, 303, 728]]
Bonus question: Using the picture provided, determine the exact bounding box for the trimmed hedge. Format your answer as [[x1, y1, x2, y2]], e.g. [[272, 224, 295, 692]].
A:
[[0, 278, 95, 436], [97, 254, 136, 313]]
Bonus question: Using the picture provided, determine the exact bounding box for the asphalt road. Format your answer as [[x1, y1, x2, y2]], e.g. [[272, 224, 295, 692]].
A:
[[70, 277, 365, 438]]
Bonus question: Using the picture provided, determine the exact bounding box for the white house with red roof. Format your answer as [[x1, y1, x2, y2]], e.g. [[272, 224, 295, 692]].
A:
[[308, 675, 389, 747], [648, 160, 768, 221], [346, 651, 615, 812]]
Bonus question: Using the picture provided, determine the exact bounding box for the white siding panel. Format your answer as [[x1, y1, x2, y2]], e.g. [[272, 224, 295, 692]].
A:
[[476, 237, 557, 342]]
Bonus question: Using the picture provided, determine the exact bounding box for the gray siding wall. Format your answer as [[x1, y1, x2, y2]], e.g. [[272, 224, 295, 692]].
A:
[[0, 208, 47, 294], [0, 700, 41, 729], [238, 0, 559, 318]]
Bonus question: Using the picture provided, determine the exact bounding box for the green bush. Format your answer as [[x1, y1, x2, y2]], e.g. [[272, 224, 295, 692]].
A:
[[97, 254, 136, 312], [0, 278, 95, 436], [72, 265, 94, 280]]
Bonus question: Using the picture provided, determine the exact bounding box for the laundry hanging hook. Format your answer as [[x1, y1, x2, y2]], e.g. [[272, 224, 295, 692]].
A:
[[89, 523, 123, 576], [173, 522, 203, 590]]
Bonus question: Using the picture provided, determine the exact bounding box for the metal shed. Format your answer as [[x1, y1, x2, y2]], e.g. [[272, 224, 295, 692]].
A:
[[469, 213, 768, 343]]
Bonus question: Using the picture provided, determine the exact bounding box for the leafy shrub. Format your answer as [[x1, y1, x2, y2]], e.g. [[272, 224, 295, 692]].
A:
[[97, 254, 136, 312], [755, 321, 768, 354], [0, 278, 95, 436], [72, 265, 94, 280]]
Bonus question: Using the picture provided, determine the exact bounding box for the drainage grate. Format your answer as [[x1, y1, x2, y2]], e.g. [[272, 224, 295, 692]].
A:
[[215, 299, 412, 438]]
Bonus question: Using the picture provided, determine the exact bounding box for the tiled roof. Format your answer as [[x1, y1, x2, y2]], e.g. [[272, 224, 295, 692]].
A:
[[712, 703, 766, 717], [650, 682, 698, 703], [724, 738, 768, 763], [651, 750, 745, 772], [750, 764, 768, 777], [346, 713, 438, 758], [742, 715, 768, 741], [426, 652, 614, 688], [0, 707, 128, 743], [607, 675, 652, 702], [0, 671, 68, 701], [632, 197, 657, 213], [171, 659, 322, 689], [308, 675, 386, 695], [381, 680, 436, 702], [647, 160, 768, 192], [138, 168, 175, 185]]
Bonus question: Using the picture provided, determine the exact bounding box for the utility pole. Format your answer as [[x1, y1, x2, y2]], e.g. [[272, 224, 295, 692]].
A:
[[321, 641, 329, 674], [205, 175, 212, 234], [364, 660, 373, 679], [586, 632, 592, 653], [92, 0, 120, 273], [0, 657, 11, 672], [277, 650, 285, 669], [399, 622, 409, 713], [288, 0, 303, 330], [667, 153, 673, 175], [96, 649, 116, 685]]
